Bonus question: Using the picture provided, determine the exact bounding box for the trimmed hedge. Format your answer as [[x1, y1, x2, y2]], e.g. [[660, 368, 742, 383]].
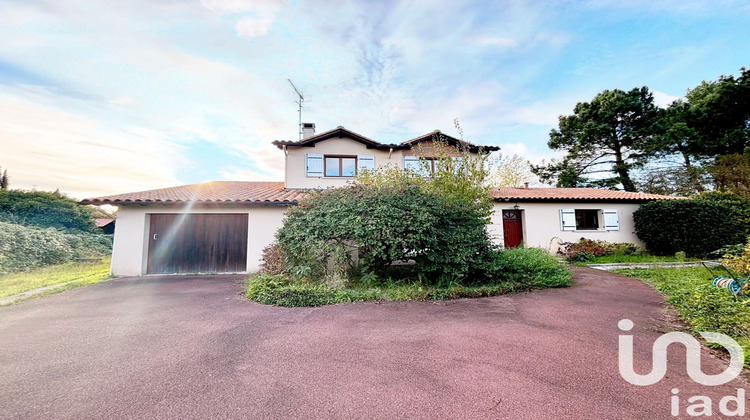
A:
[[0, 189, 97, 232], [0, 221, 112, 274], [633, 199, 744, 257]]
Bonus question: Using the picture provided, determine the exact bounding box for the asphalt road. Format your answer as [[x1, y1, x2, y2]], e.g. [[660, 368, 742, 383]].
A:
[[0, 268, 747, 419]]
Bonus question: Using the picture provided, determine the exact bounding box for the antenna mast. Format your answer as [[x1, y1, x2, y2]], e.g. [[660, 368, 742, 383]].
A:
[[288, 79, 304, 140]]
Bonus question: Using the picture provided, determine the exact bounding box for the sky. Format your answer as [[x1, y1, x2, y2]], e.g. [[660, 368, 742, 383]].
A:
[[1, 0, 749, 199]]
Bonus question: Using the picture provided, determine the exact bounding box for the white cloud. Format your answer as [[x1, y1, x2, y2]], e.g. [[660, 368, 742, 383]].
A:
[[651, 90, 682, 108], [236, 17, 273, 38]]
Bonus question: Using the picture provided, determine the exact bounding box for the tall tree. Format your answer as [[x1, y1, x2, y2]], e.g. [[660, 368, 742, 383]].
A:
[[0, 167, 8, 190], [531, 87, 661, 191], [487, 154, 541, 188]]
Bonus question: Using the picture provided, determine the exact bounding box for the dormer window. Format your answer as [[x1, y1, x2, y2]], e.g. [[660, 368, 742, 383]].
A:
[[325, 156, 357, 177]]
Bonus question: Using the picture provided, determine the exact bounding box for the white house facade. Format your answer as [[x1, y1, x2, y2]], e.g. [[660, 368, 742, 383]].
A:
[[82, 126, 674, 276]]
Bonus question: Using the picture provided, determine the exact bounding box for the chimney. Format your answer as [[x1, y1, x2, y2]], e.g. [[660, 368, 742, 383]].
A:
[[302, 122, 316, 139], [524, 182, 529, 189]]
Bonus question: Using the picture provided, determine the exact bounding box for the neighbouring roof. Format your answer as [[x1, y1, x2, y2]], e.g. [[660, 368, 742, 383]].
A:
[[80, 181, 306, 205], [272, 126, 500, 152], [491, 187, 680, 202], [95, 218, 115, 228]]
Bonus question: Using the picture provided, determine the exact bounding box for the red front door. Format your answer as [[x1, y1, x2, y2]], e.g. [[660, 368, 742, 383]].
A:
[[502, 210, 523, 248]]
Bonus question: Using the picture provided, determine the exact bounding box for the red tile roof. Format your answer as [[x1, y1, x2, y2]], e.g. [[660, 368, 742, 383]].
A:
[[490, 187, 680, 202], [272, 126, 499, 152], [82, 182, 678, 206], [80, 181, 307, 205], [94, 218, 115, 227]]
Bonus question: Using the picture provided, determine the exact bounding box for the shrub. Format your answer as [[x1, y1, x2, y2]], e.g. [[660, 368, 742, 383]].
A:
[[259, 243, 286, 275], [0, 221, 112, 274], [696, 191, 750, 236], [482, 248, 571, 289], [722, 243, 750, 276], [277, 168, 493, 285], [0, 190, 97, 232], [633, 199, 744, 257], [557, 239, 637, 261], [246, 248, 571, 307]]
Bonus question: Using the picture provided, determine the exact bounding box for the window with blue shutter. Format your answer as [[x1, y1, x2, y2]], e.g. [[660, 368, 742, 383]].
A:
[[603, 209, 620, 231], [306, 154, 323, 177]]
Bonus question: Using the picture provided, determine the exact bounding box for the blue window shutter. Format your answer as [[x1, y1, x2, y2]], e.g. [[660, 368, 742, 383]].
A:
[[306, 154, 323, 177], [560, 209, 576, 231], [603, 209, 620, 231], [358, 155, 375, 172]]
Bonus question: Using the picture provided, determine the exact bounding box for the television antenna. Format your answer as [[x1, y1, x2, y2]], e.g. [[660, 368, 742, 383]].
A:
[[288, 79, 305, 140]]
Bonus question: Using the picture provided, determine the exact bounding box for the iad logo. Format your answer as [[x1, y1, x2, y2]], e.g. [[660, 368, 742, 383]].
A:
[[618, 319, 747, 417]]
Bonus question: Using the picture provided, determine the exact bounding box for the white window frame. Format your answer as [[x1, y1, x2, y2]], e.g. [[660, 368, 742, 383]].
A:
[[560, 208, 620, 232]]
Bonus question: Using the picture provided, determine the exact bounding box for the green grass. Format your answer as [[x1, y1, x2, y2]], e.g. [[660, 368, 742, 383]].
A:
[[247, 248, 572, 307], [585, 254, 701, 264], [0, 258, 111, 301], [614, 266, 750, 365]]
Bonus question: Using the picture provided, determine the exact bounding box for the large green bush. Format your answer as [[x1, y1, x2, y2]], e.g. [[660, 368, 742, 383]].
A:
[[0, 221, 112, 274], [633, 199, 744, 257], [277, 180, 493, 284], [696, 191, 750, 236], [0, 189, 97, 232], [277, 150, 496, 285]]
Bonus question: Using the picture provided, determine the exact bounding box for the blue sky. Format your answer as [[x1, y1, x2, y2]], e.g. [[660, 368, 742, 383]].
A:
[[1, 0, 749, 199]]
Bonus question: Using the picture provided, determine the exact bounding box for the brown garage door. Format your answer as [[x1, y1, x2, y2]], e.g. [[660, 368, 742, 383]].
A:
[[147, 214, 248, 274]]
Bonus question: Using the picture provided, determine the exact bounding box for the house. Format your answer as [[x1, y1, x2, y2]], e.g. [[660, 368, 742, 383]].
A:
[[81, 125, 674, 276], [94, 218, 115, 235], [487, 187, 678, 252]]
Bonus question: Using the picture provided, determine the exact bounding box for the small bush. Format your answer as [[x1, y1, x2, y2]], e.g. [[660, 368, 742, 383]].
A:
[[259, 243, 286, 275], [0, 221, 112, 274], [722, 243, 750, 276], [482, 248, 571, 289], [634, 199, 744, 257], [557, 239, 638, 261]]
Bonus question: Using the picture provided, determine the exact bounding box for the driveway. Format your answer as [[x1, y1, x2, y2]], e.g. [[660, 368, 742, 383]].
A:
[[0, 268, 746, 419]]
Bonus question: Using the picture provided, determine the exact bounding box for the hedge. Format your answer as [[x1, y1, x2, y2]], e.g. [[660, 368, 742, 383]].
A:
[[633, 199, 744, 257], [0, 221, 112, 274]]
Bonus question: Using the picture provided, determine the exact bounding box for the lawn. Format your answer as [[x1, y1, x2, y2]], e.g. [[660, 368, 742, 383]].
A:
[[0, 258, 111, 301], [614, 266, 750, 365]]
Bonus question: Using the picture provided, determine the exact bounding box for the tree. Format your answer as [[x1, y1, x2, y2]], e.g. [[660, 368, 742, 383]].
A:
[[685, 68, 750, 156], [487, 154, 541, 188], [0, 167, 8, 190], [531, 87, 662, 191], [710, 153, 750, 198]]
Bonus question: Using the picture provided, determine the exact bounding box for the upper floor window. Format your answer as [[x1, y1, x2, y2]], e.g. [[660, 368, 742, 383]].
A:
[[325, 156, 357, 177], [305, 154, 374, 178]]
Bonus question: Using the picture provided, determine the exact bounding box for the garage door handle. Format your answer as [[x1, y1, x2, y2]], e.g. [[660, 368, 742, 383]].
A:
[[153, 234, 158, 241]]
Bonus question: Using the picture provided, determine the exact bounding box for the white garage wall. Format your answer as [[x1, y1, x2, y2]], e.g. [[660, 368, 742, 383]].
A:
[[490, 202, 645, 253], [111, 204, 289, 276]]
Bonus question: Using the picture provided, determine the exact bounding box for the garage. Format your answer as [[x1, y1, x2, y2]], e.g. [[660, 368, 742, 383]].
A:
[[146, 213, 248, 274]]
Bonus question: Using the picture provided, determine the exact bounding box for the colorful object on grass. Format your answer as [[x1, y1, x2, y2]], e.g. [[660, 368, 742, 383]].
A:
[[704, 263, 748, 298]]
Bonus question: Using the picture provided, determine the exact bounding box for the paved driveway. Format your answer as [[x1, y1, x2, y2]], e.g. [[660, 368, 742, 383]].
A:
[[0, 268, 746, 419]]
